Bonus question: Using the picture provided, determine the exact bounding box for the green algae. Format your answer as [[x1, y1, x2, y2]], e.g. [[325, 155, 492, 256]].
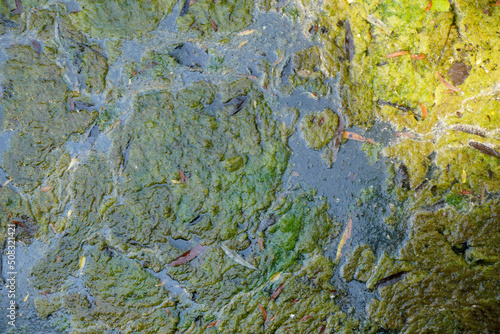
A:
[[1, 0, 499, 332], [176, 0, 253, 37], [365, 202, 500, 333], [0, 45, 97, 189], [300, 109, 339, 150], [71, 0, 176, 39]]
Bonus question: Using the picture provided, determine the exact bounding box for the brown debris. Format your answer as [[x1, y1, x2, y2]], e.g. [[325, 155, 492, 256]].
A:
[[258, 305, 267, 321], [270, 283, 284, 301], [386, 51, 409, 58], [168, 244, 205, 266], [469, 141, 500, 158], [452, 124, 487, 138]]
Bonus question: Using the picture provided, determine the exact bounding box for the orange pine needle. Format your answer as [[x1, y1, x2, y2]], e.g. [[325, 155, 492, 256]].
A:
[[425, 0, 432, 11], [419, 103, 428, 119], [410, 54, 426, 60], [12, 221, 27, 228], [165, 308, 171, 316], [386, 51, 409, 58], [437, 72, 461, 92]]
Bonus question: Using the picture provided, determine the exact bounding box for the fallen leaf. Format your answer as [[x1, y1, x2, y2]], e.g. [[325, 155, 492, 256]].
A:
[[496, 0, 500, 5], [419, 103, 428, 119], [469, 141, 500, 158], [300, 92, 318, 100], [300, 315, 312, 322], [12, 221, 27, 228], [210, 18, 218, 32], [221, 244, 257, 270], [30, 39, 43, 55], [319, 325, 327, 334], [269, 272, 281, 283], [23, 293, 29, 302], [165, 308, 171, 316], [171, 179, 181, 184], [68, 97, 75, 111], [343, 131, 376, 144], [425, 0, 432, 11], [437, 72, 461, 92], [238, 40, 248, 48], [206, 320, 218, 328], [179, 169, 187, 183], [269, 316, 275, 322], [41, 185, 52, 192], [237, 29, 256, 36], [258, 305, 267, 321], [49, 223, 58, 233], [67, 157, 78, 171], [461, 169, 467, 183], [237, 74, 258, 80], [56, 255, 61, 262], [386, 50, 409, 58], [2, 179, 12, 187], [335, 218, 352, 261], [410, 54, 426, 60], [79, 256, 86, 270], [270, 283, 284, 301], [168, 244, 205, 266], [395, 132, 416, 139], [460, 190, 472, 195], [258, 237, 264, 250]]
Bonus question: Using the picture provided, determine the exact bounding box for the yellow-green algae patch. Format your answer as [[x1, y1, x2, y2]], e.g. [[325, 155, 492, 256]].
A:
[[300, 109, 339, 150], [362, 202, 500, 333], [176, 0, 253, 37], [71, 0, 176, 39]]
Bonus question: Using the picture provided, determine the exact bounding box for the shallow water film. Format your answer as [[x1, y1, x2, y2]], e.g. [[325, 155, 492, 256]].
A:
[[0, 0, 499, 333]]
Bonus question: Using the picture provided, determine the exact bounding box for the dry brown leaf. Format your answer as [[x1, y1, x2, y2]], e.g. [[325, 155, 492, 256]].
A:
[[411, 54, 426, 60], [237, 29, 256, 36], [168, 244, 205, 266], [41, 186, 52, 192], [258, 305, 267, 321], [300, 315, 312, 322], [179, 169, 187, 183], [270, 283, 284, 301], [425, 0, 432, 11], [206, 320, 218, 328], [343, 131, 376, 144], [258, 237, 264, 250], [210, 18, 218, 32], [437, 72, 461, 92], [419, 103, 428, 119], [335, 218, 352, 261], [386, 51, 409, 58]]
